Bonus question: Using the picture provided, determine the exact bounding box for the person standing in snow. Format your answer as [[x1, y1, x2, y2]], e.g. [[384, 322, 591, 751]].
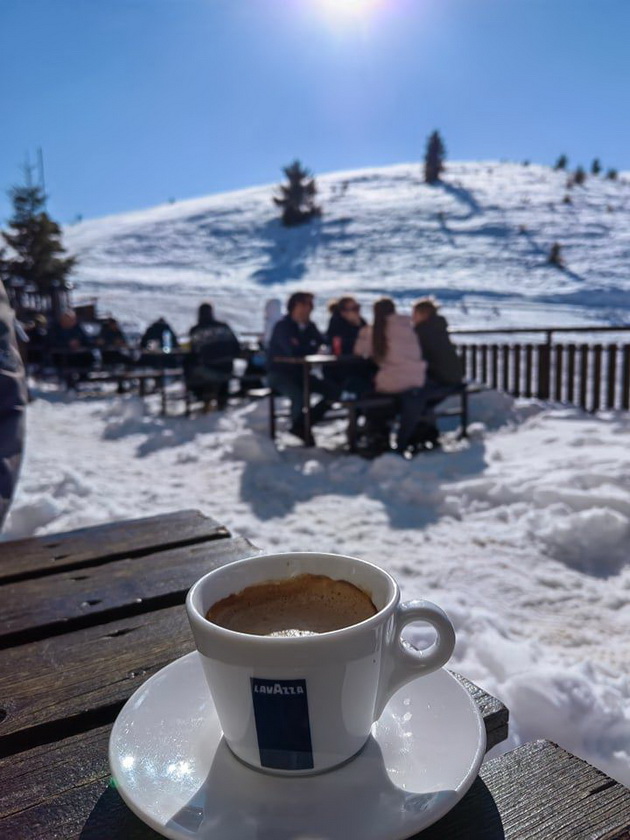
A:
[[262, 298, 282, 349], [0, 280, 27, 530]]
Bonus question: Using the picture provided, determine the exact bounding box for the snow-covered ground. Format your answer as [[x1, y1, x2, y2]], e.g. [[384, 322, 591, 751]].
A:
[[4, 160, 630, 785], [6, 387, 630, 785], [64, 161, 630, 337]]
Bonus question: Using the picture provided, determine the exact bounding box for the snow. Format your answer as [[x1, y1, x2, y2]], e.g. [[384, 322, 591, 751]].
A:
[[63, 161, 630, 337], [4, 161, 630, 786], [6, 388, 630, 785]]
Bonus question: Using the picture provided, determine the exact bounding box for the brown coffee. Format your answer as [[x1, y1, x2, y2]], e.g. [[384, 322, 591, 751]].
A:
[[206, 573, 377, 636]]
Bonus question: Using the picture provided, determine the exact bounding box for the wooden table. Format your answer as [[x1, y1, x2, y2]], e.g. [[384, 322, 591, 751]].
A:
[[1, 510, 629, 839], [273, 354, 354, 441]]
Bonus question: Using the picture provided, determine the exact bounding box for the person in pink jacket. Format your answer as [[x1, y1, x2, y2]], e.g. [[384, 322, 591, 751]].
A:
[[354, 297, 429, 454]]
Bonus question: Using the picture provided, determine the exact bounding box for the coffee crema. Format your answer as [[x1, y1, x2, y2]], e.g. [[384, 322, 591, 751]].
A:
[[206, 573, 377, 636]]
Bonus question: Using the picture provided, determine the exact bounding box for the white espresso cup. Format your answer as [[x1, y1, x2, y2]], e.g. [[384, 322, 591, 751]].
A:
[[186, 552, 456, 776]]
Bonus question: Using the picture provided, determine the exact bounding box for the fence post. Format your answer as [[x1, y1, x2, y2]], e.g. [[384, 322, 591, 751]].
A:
[[553, 344, 563, 402], [524, 344, 533, 398], [480, 344, 488, 385], [579, 345, 589, 410], [591, 344, 602, 412], [502, 345, 510, 392], [537, 343, 551, 400], [513, 345, 521, 397], [605, 345, 617, 409], [490, 344, 499, 389], [566, 344, 576, 403], [622, 345, 630, 410]]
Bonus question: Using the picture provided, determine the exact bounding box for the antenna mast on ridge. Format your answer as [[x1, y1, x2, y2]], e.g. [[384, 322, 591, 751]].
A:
[[37, 147, 47, 208]]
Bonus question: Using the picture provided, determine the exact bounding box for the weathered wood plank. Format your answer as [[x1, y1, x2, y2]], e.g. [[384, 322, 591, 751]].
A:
[[2, 737, 629, 839], [0, 535, 257, 647], [0, 725, 157, 839], [0, 605, 193, 754], [450, 672, 509, 751], [0, 510, 230, 584], [419, 740, 630, 839], [0, 682, 509, 837]]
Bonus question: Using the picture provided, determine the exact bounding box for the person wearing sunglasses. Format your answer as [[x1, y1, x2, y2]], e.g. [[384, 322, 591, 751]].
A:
[[324, 296, 375, 396]]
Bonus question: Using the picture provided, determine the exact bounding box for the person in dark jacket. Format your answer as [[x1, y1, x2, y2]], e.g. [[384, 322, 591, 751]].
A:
[[412, 298, 463, 386], [267, 291, 339, 445], [98, 317, 128, 350], [98, 317, 130, 368], [140, 317, 179, 351], [186, 302, 241, 409], [409, 298, 464, 451], [325, 296, 375, 395], [49, 309, 92, 352], [48, 309, 95, 388], [0, 280, 27, 530]]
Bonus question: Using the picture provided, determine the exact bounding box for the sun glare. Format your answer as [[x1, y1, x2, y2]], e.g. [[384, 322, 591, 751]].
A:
[[319, 0, 382, 22]]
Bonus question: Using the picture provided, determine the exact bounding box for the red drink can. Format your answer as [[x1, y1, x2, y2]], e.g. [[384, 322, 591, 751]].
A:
[[332, 336, 342, 356]]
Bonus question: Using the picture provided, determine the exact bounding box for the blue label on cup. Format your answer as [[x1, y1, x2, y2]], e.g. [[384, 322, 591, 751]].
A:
[[251, 678, 313, 770]]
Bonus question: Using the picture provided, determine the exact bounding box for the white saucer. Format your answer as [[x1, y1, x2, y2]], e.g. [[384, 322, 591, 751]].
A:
[[109, 651, 486, 840]]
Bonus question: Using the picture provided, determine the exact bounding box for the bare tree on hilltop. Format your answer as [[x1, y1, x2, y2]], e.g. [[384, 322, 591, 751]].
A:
[[0, 167, 76, 317], [424, 130, 446, 184], [274, 160, 321, 227]]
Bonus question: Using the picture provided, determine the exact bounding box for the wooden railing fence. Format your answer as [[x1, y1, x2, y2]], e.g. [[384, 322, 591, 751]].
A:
[[452, 327, 630, 412]]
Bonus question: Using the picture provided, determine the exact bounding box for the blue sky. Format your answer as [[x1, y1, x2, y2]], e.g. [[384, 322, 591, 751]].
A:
[[1, 0, 629, 224]]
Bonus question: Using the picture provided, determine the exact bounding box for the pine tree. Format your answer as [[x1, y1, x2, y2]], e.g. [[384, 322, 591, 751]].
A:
[[273, 160, 321, 226], [424, 130, 446, 184], [554, 154, 568, 170], [606, 168, 618, 181], [1, 173, 76, 316], [591, 158, 601, 175], [573, 165, 586, 186]]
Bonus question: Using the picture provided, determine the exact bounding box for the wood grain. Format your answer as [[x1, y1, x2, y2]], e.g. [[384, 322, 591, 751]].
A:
[[0, 605, 194, 755], [3, 737, 629, 839], [0, 535, 257, 646], [0, 510, 229, 584], [418, 740, 630, 839]]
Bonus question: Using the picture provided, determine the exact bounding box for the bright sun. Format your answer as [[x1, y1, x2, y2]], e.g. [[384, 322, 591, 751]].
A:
[[319, 0, 381, 21]]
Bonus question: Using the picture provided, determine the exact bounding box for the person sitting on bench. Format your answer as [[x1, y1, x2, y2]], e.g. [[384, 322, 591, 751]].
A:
[[412, 297, 463, 388], [186, 303, 240, 410], [267, 291, 339, 446], [324, 296, 375, 397], [411, 297, 464, 448], [49, 309, 96, 389], [354, 297, 428, 455]]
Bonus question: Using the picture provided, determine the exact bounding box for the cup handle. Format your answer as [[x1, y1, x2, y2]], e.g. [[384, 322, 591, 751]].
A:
[[375, 600, 456, 718]]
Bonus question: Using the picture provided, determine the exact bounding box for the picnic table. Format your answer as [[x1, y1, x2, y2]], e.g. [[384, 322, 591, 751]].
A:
[[1, 510, 629, 838]]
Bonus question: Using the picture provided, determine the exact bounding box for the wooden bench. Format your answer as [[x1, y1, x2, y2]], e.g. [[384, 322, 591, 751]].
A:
[[179, 379, 271, 417], [344, 382, 487, 452], [86, 368, 184, 415], [266, 382, 487, 450]]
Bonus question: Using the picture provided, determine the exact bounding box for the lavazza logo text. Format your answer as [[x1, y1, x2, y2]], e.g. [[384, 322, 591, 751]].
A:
[[253, 683, 305, 696]]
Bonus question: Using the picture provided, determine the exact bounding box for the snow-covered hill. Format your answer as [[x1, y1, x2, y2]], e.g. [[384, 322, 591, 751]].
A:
[[65, 161, 630, 337]]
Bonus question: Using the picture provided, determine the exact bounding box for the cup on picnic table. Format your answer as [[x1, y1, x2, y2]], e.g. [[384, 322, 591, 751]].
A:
[[186, 552, 456, 776]]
